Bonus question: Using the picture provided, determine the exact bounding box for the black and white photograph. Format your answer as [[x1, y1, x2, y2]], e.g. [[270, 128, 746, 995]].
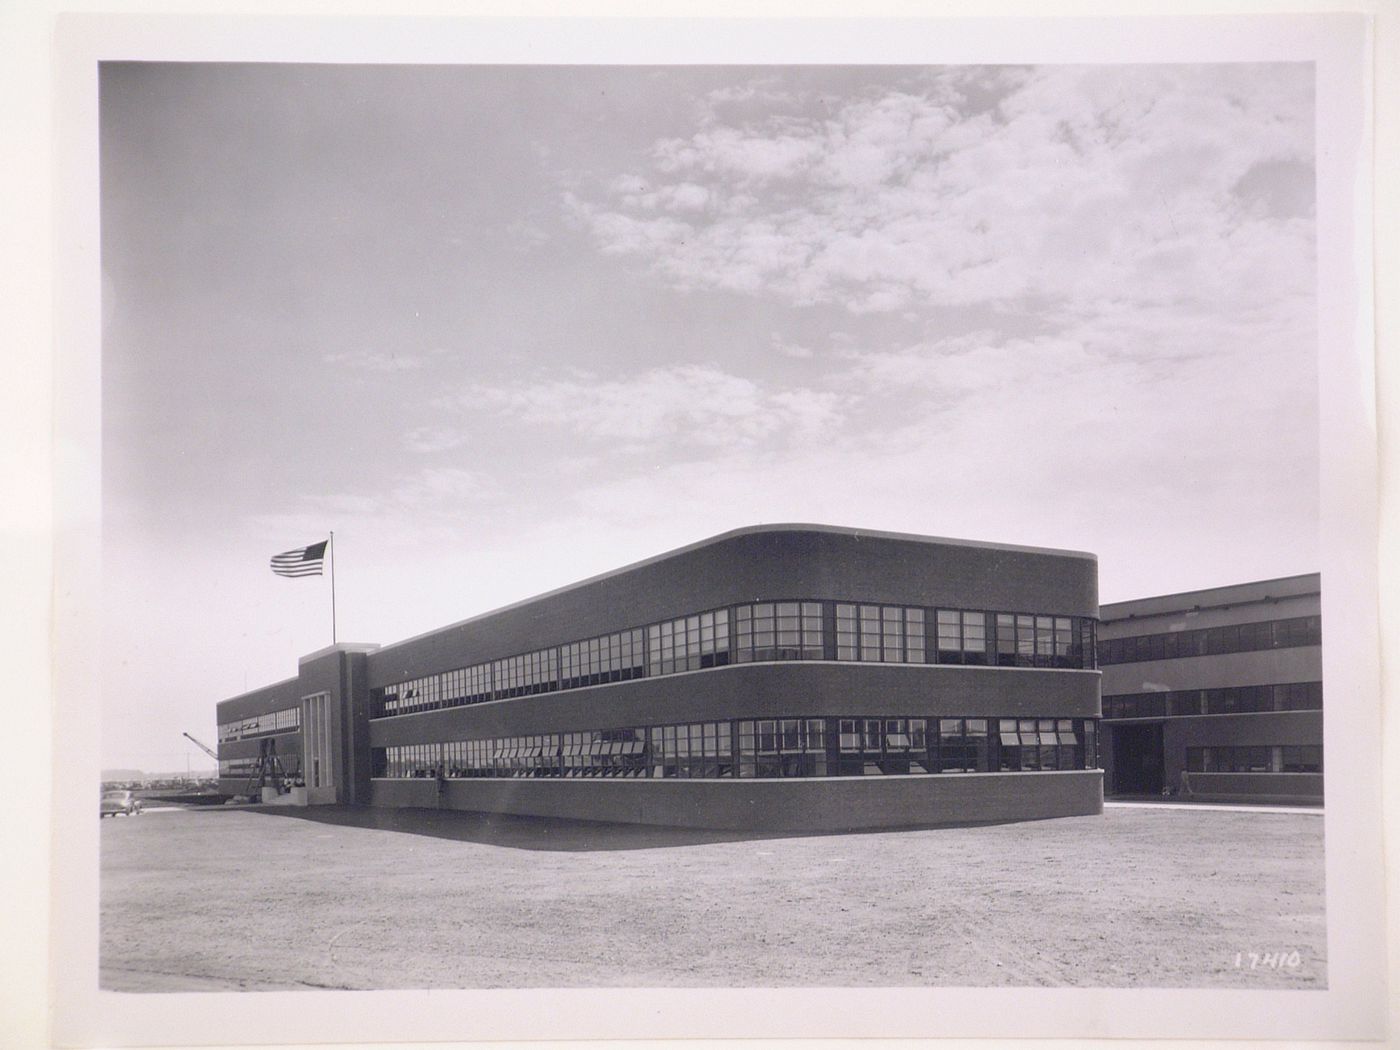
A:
[[30, 9, 1387, 1048]]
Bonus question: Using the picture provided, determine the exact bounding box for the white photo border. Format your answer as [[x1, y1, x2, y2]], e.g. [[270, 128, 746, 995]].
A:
[[47, 11, 1381, 1048]]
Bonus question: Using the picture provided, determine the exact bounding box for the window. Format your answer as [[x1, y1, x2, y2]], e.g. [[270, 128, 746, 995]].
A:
[[1053, 617, 1075, 668], [1277, 681, 1324, 711], [656, 721, 732, 778], [373, 662, 492, 717], [377, 742, 444, 779], [1216, 686, 1273, 714], [368, 603, 1100, 721], [1281, 745, 1322, 773], [1019, 719, 1043, 770], [1035, 618, 1055, 666], [217, 706, 301, 742], [1189, 745, 1318, 774], [217, 757, 260, 777], [831, 715, 919, 776], [876, 718, 927, 775], [1077, 618, 1097, 669], [375, 713, 1095, 782], [996, 614, 1040, 668], [835, 607, 858, 661], [651, 608, 731, 673], [860, 606, 882, 662], [1104, 682, 1324, 718], [492, 648, 559, 699], [593, 728, 646, 777], [1276, 616, 1322, 647], [997, 719, 1021, 770], [996, 718, 1082, 771], [993, 613, 1095, 669], [561, 628, 645, 689], [936, 718, 987, 773], [935, 610, 987, 665], [1099, 615, 1322, 665], [1017, 615, 1036, 665], [1168, 692, 1203, 716], [735, 603, 820, 662], [835, 604, 923, 663], [736, 717, 824, 777]]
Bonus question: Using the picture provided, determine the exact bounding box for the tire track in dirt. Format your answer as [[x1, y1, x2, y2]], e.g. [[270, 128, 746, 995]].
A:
[[101, 962, 352, 993]]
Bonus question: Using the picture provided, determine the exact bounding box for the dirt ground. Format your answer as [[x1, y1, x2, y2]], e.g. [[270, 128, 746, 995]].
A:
[[100, 804, 1326, 991]]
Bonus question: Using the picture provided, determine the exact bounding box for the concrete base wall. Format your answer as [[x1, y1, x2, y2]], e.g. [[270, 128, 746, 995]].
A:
[[367, 770, 1103, 832], [306, 785, 338, 805], [257, 786, 309, 807], [1180, 771, 1323, 804]]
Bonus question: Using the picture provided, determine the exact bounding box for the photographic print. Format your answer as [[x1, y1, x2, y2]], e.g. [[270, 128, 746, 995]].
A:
[[50, 13, 1382, 1047]]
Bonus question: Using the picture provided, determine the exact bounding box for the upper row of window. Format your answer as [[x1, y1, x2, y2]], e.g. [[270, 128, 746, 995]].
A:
[[1097, 615, 1320, 665], [372, 600, 1099, 718], [1103, 681, 1322, 719], [217, 706, 300, 742]]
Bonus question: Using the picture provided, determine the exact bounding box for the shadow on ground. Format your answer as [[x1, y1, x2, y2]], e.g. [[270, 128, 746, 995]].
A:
[[234, 803, 1018, 852]]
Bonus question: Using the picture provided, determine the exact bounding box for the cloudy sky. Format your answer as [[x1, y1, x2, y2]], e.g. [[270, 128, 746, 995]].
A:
[[100, 62, 1317, 771]]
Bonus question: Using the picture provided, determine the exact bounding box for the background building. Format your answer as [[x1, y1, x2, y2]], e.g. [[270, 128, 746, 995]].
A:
[[1097, 574, 1322, 804], [216, 524, 1103, 832]]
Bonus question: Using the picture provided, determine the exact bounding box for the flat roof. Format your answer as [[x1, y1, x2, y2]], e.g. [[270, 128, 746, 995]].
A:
[[373, 523, 1097, 658], [1100, 572, 1320, 621], [298, 642, 381, 666], [215, 673, 301, 709]]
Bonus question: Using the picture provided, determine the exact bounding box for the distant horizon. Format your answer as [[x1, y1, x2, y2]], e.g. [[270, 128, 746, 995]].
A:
[[101, 767, 218, 780]]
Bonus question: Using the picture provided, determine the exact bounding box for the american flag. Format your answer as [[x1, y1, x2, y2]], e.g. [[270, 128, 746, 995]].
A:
[[270, 540, 328, 578]]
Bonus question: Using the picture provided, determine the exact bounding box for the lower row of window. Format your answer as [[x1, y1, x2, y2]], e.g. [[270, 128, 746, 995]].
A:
[[1185, 745, 1322, 774], [372, 716, 1099, 780]]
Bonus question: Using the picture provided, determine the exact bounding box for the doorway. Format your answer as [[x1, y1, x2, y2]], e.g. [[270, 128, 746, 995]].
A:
[[1110, 722, 1164, 796], [302, 692, 334, 801]]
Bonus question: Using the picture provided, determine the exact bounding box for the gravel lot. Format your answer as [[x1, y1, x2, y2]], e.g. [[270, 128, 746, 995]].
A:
[[100, 803, 1326, 991]]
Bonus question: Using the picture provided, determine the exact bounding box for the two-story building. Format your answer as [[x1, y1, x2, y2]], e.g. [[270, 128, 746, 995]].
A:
[[216, 524, 1104, 832]]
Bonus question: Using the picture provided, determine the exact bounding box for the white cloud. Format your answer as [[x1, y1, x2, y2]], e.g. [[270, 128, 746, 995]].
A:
[[403, 426, 471, 454], [250, 466, 499, 553], [322, 349, 423, 372], [771, 334, 814, 359], [839, 331, 1100, 401], [766, 388, 843, 433], [390, 466, 497, 509], [462, 364, 845, 451], [697, 79, 800, 116], [653, 126, 826, 184], [545, 309, 1317, 599], [505, 217, 552, 252], [569, 65, 1314, 322], [664, 182, 711, 212]]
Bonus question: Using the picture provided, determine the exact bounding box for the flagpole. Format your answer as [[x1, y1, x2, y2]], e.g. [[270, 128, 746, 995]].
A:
[[329, 531, 337, 646]]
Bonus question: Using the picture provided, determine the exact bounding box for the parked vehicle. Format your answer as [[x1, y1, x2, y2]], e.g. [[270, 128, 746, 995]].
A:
[[100, 789, 143, 818]]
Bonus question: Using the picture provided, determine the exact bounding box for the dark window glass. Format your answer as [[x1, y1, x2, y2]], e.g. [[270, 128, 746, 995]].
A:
[[1281, 745, 1322, 773], [1101, 615, 1321, 665], [997, 614, 1018, 666], [835, 604, 858, 660]]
